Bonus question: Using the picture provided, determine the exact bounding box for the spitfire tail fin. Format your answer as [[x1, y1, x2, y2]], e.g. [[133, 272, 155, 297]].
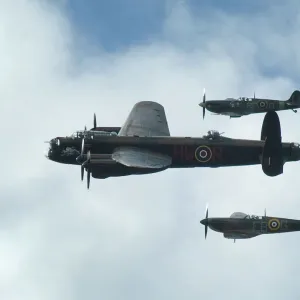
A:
[[287, 90, 300, 104]]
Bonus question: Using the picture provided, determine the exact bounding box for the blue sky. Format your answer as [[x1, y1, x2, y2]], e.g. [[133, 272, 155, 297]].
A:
[[64, 0, 299, 81], [64, 0, 273, 51], [64, 0, 166, 51]]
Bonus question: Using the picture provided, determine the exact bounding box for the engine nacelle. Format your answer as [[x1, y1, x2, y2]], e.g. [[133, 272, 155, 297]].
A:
[[260, 111, 283, 176]]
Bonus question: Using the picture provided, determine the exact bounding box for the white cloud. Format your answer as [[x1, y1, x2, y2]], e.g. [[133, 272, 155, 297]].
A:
[[1, 0, 300, 299]]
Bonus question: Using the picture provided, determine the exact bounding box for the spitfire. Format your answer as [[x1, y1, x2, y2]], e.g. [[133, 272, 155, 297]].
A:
[[45, 101, 300, 189], [200, 205, 300, 242], [199, 89, 300, 118]]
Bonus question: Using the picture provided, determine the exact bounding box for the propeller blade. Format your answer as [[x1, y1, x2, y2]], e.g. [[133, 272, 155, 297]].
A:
[[81, 165, 84, 181], [205, 203, 208, 239], [87, 169, 91, 189], [203, 88, 206, 119], [93, 113, 97, 129], [80, 149, 91, 182], [264, 208, 266, 217], [81, 138, 85, 156]]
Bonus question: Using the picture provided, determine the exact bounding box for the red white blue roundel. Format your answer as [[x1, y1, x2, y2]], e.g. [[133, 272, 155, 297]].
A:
[[268, 218, 280, 231], [195, 146, 212, 163]]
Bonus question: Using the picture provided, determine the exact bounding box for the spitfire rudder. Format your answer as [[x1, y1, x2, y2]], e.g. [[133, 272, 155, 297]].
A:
[[287, 90, 300, 104]]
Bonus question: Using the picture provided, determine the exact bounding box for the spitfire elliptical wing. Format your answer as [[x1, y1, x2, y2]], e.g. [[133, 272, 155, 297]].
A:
[[112, 101, 172, 168]]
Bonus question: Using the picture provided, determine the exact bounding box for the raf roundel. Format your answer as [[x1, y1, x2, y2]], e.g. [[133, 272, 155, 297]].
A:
[[195, 145, 212, 163], [268, 218, 280, 231], [259, 101, 266, 108]]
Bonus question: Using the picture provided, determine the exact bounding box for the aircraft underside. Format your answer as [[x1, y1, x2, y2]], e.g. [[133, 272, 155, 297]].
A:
[[91, 164, 166, 179]]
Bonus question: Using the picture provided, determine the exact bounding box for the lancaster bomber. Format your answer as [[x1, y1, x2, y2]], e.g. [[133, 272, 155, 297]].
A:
[[200, 206, 300, 242], [45, 101, 300, 189], [199, 89, 300, 119]]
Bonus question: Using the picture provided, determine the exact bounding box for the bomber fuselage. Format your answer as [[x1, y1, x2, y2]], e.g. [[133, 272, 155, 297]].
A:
[[46, 135, 300, 170]]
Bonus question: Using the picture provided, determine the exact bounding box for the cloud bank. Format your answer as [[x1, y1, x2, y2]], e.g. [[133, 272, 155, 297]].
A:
[[1, 0, 300, 299]]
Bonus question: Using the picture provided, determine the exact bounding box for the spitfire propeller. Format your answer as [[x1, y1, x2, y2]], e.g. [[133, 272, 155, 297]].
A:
[[198, 88, 206, 119], [204, 204, 208, 239], [200, 203, 209, 239]]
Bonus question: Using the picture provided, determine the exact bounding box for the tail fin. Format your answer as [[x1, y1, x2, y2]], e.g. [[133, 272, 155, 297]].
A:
[[287, 90, 300, 104], [261, 111, 283, 177]]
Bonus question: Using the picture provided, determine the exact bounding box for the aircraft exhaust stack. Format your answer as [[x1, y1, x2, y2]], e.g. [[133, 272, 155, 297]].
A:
[[260, 111, 283, 176]]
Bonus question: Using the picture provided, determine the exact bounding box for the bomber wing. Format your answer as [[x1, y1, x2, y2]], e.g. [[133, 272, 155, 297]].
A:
[[113, 101, 172, 168]]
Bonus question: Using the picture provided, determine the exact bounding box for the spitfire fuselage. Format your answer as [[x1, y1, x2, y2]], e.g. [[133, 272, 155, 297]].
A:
[[202, 98, 300, 117], [202, 217, 300, 238]]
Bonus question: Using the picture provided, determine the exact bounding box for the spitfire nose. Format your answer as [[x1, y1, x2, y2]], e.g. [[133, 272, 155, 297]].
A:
[[199, 102, 204, 107], [200, 219, 208, 226]]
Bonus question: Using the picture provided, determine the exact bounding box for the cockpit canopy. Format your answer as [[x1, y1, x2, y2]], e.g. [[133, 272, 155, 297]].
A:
[[225, 97, 253, 101], [237, 97, 253, 101], [70, 130, 118, 139], [230, 212, 262, 219]]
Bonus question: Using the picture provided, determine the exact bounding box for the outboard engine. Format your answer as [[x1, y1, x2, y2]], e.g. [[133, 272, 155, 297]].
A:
[[260, 111, 283, 176]]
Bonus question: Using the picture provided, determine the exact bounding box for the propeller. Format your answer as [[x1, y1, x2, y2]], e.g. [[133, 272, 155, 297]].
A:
[[93, 113, 97, 129], [264, 208, 266, 217], [81, 150, 91, 189], [202, 88, 206, 119], [199, 204, 209, 239], [204, 204, 208, 239]]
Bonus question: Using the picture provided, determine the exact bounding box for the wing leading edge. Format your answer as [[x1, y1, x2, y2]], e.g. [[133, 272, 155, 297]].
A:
[[113, 101, 172, 168]]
